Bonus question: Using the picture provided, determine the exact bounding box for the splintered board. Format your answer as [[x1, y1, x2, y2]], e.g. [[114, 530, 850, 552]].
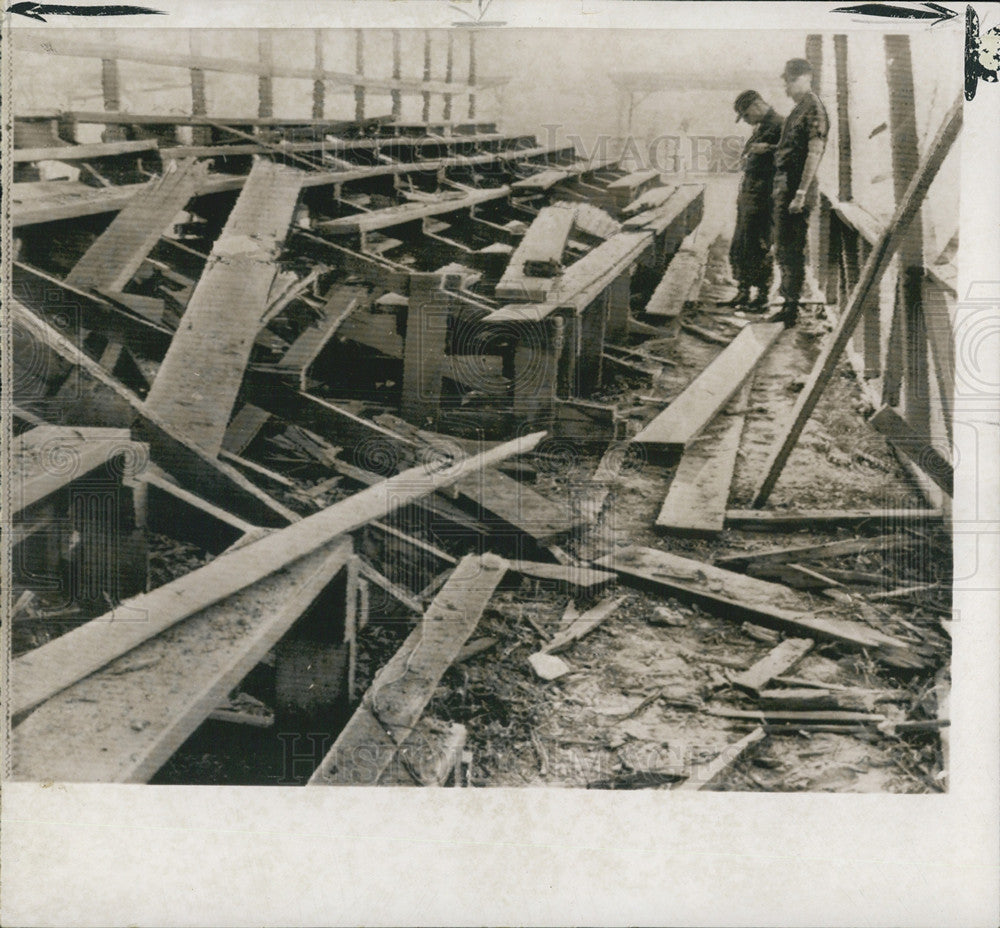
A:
[[65, 159, 207, 293], [655, 381, 751, 536], [11, 539, 353, 783], [145, 161, 304, 457], [595, 545, 920, 665], [633, 322, 782, 451], [309, 553, 507, 785], [643, 232, 710, 318], [495, 205, 576, 302]]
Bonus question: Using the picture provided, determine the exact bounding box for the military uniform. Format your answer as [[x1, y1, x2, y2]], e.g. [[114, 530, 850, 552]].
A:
[[773, 89, 829, 309], [729, 107, 784, 297]]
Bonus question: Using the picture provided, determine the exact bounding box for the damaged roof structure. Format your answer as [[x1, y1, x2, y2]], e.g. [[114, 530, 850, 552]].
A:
[[7, 28, 956, 791]]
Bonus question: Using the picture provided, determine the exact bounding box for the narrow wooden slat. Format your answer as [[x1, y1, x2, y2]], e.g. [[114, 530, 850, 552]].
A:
[[11, 432, 544, 720], [221, 404, 272, 455], [495, 205, 576, 302], [622, 184, 703, 234], [145, 161, 304, 457], [727, 509, 943, 529], [655, 381, 751, 535], [730, 638, 815, 694], [594, 545, 914, 659], [12, 539, 352, 783], [308, 553, 508, 785], [674, 728, 765, 790], [11, 180, 147, 227], [715, 534, 915, 569], [12, 139, 158, 162], [634, 323, 782, 450], [752, 94, 962, 507], [509, 560, 616, 593]]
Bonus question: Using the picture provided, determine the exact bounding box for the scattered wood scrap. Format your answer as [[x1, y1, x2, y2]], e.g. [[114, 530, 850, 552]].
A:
[[731, 638, 815, 695], [674, 727, 766, 791], [528, 595, 625, 680]]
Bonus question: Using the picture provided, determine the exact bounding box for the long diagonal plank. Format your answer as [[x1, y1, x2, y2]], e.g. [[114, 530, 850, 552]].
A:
[[495, 205, 576, 302], [594, 546, 920, 667], [308, 553, 508, 785], [10, 300, 295, 527], [11, 431, 545, 720], [65, 160, 207, 293], [145, 160, 304, 457], [12, 539, 353, 783], [655, 381, 751, 535], [752, 94, 962, 506], [868, 405, 953, 496], [634, 323, 782, 451]]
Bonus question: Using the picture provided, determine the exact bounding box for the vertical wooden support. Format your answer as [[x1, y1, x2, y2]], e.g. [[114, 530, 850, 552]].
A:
[[558, 312, 581, 399], [805, 34, 823, 92], [354, 29, 366, 122], [444, 32, 454, 121], [605, 272, 632, 344], [402, 274, 450, 427], [834, 34, 852, 202], [804, 34, 824, 277], [578, 296, 608, 396], [258, 31, 274, 120], [189, 32, 211, 146], [468, 31, 478, 120], [391, 30, 403, 120], [513, 317, 564, 428], [100, 46, 126, 141], [422, 32, 432, 123], [313, 29, 325, 120], [882, 34, 928, 435], [344, 554, 360, 703]]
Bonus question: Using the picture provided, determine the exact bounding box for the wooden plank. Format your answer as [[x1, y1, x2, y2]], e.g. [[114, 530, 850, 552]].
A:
[[752, 94, 962, 506], [621, 184, 677, 217], [730, 638, 815, 694], [369, 520, 458, 566], [655, 381, 750, 535], [10, 426, 131, 515], [11, 180, 148, 227], [706, 707, 885, 724], [338, 307, 404, 357], [644, 233, 710, 318], [594, 545, 916, 661], [634, 323, 782, 451], [623, 185, 704, 234], [221, 404, 272, 455], [12, 539, 352, 783], [308, 553, 508, 784], [401, 275, 450, 425], [275, 284, 365, 389], [541, 595, 625, 655], [375, 719, 467, 786], [512, 169, 569, 191], [674, 728, 765, 791], [727, 509, 943, 529], [145, 161, 304, 457], [317, 186, 511, 235], [495, 205, 576, 302], [10, 300, 295, 527], [509, 560, 616, 593], [357, 559, 424, 614], [12, 139, 158, 162], [868, 405, 953, 496], [715, 534, 915, 569], [11, 431, 544, 720], [485, 231, 652, 323]]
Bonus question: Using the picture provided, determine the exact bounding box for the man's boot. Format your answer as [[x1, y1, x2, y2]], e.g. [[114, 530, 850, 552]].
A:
[[718, 286, 750, 308], [769, 301, 799, 328], [744, 287, 770, 313]]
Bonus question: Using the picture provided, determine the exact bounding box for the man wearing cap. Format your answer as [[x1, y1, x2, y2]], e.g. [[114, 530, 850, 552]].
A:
[[771, 56, 829, 327], [726, 90, 784, 312]]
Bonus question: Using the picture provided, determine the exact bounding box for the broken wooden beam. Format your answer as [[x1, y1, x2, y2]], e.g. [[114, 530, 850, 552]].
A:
[[751, 93, 962, 507], [730, 638, 815, 695], [308, 552, 508, 785], [594, 545, 919, 666], [12, 538, 353, 782], [634, 322, 782, 451], [11, 299, 295, 527], [65, 159, 207, 293], [508, 560, 616, 594], [495, 204, 576, 301], [868, 405, 953, 496], [726, 509, 944, 530], [655, 380, 751, 536], [11, 431, 544, 720], [145, 160, 305, 457]]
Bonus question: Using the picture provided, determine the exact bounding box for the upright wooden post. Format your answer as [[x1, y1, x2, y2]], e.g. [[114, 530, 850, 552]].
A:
[[605, 272, 632, 344], [258, 31, 274, 120], [402, 275, 450, 428], [468, 31, 477, 120], [882, 34, 928, 436], [100, 36, 126, 142], [514, 317, 564, 428], [805, 34, 823, 93], [804, 34, 824, 281], [422, 32, 432, 123], [313, 30, 326, 120], [834, 34, 852, 202], [391, 30, 402, 120], [189, 32, 211, 146], [443, 32, 454, 122], [354, 29, 366, 123]]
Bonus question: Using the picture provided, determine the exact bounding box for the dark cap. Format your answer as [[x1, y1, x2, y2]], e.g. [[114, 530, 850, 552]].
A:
[[782, 57, 813, 80], [734, 89, 762, 122]]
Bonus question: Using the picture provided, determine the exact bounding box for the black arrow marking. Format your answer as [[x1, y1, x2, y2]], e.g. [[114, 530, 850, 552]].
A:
[[6, 2, 165, 22], [833, 2, 957, 25]]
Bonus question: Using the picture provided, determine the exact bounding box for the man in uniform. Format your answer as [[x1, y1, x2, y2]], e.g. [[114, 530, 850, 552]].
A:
[[726, 89, 784, 312], [771, 57, 829, 327]]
